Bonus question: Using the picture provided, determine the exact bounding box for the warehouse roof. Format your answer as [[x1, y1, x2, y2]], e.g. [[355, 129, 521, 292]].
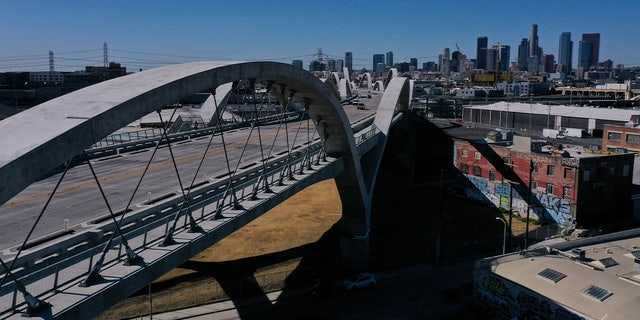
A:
[[476, 229, 640, 319], [468, 102, 640, 123]]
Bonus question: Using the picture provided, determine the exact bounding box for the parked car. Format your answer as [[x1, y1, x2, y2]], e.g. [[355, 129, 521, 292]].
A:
[[342, 273, 376, 290]]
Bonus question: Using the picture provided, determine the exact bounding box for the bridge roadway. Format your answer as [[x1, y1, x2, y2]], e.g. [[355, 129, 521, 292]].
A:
[[0, 101, 377, 252], [0, 89, 390, 318]]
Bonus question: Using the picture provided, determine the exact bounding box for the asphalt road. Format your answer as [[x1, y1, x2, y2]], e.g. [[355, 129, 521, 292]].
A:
[[0, 96, 379, 251]]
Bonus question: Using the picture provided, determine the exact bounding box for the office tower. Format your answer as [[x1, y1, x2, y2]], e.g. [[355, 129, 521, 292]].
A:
[[486, 47, 498, 72], [542, 54, 555, 73], [529, 24, 539, 73], [558, 32, 573, 74], [345, 52, 353, 73], [327, 59, 336, 72], [529, 24, 539, 59], [578, 41, 591, 68], [441, 48, 450, 73], [581, 33, 600, 68], [499, 46, 510, 72], [336, 59, 344, 72], [517, 38, 529, 71], [373, 54, 385, 72], [292, 60, 303, 69], [386, 51, 393, 69], [476, 36, 488, 70], [409, 58, 417, 69]]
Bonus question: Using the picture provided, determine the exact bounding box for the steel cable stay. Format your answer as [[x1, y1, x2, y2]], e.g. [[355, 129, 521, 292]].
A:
[[299, 99, 319, 175], [251, 83, 294, 195], [158, 109, 204, 247], [248, 79, 273, 199], [80, 105, 184, 286], [0, 162, 73, 315], [277, 86, 296, 186], [79, 151, 143, 287], [280, 98, 308, 182], [250, 80, 290, 199], [213, 97, 258, 220]]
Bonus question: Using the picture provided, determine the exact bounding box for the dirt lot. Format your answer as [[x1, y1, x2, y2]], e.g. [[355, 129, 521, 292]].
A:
[[98, 163, 543, 319]]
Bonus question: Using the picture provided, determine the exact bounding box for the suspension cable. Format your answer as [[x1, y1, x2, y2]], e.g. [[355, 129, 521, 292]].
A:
[[0, 159, 72, 288]]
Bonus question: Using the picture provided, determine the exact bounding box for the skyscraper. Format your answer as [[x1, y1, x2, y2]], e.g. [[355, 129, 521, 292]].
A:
[[517, 38, 529, 71], [529, 24, 540, 73], [581, 33, 600, 68], [578, 41, 591, 69], [542, 54, 555, 73], [386, 51, 394, 69], [373, 54, 385, 72], [476, 36, 488, 70], [558, 32, 573, 74], [499, 45, 510, 72], [345, 52, 353, 73]]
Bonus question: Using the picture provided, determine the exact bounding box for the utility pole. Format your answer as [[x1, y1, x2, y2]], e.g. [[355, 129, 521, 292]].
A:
[[524, 160, 534, 249]]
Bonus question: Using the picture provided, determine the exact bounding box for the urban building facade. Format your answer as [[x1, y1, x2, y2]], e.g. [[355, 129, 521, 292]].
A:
[[602, 123, 640, 154], [453, 136, 634, 229]]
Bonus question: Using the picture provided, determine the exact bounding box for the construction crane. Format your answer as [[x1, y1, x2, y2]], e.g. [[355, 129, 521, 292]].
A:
[[455, 43, 470, 88]]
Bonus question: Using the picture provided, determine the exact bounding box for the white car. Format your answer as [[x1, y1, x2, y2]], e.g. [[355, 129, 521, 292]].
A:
[[342, 273, 376, 290]]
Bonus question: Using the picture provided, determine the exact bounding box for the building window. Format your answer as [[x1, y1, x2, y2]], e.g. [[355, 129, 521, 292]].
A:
[[532, 162, 538, 173], [623, 165, 630, 177], [547, 165, 555, 176], [462, 149, 468, 158], [489, 170, 495, 181], [503, 157, 510, 164], [583, 169, 590, 182], [627, 134, 640, 144], [474, 151, 481, 160], [460, 163, 468, 174], [473, 166, 482, 177], [607, 131, 621, 141], [563, 167, 574, 179], [563, 186, 571, 197], [610, 166, 615, 176], [531, 180, 538, 190], [546, 183, 554, 194]]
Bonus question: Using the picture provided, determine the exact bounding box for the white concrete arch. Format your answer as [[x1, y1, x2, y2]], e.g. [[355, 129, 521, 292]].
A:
[[357, 72, 373, 91], [0, 62, 366, 213]]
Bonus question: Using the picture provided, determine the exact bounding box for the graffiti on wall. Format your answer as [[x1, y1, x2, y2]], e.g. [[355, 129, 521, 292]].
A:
[[474, 270, 586, 319], [462, 174, 574, 225]]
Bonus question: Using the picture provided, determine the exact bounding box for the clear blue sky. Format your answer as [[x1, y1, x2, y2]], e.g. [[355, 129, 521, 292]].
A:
[[1, 0, 639, 72]]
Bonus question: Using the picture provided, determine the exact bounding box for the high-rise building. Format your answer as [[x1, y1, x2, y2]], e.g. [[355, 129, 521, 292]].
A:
[[529, 24, 540, 73], [327, 59, 336, 72], [336, 59, 344, 72], [292, 60, 303, 69], [385, 51, 394, 69], [581, 33, 600, 68], [558, 32, 573, 74], [409, 58, 417, 69], [529, 24, 539, 59], [517, 38, 529, 71], [578, 41, 591, 69], [441, 48, 450, 73], [499, 45, 510, 72], [542, 54, 555, 73], [476, 36, 488, 70], [373, 54, 385, 72], [486, 47, 498, 72], [345, 52, 353, 73]]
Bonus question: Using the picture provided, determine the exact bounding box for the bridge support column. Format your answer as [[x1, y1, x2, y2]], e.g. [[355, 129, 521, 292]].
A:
[[339, 229, 370, 270]]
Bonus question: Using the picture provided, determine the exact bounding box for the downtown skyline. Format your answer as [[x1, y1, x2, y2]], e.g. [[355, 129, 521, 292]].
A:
[[1, 0, 639, 72]]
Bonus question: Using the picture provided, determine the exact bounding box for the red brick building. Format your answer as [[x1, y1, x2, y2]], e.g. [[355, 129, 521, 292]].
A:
[[602, 123, 640, 154], [453, 136, 634, 229]]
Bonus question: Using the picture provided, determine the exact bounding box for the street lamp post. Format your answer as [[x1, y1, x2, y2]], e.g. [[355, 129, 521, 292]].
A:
[[495, 217, 507, 254]]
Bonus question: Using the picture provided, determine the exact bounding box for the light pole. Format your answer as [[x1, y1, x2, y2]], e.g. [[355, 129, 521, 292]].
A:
[[495, 217, 507, 254]]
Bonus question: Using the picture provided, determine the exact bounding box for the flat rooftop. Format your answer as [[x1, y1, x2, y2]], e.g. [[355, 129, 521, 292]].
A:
[[476, 229, 640, 319]]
